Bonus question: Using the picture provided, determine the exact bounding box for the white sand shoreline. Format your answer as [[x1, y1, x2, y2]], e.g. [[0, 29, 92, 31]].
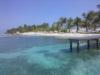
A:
[[18, 32, 100, 39]]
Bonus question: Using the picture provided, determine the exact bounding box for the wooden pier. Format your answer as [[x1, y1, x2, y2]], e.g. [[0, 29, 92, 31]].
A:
[[69, 34, 100, 52]]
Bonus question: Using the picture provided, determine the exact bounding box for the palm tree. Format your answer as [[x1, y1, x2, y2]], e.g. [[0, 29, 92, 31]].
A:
[[56, 21, 61, 32], [91, 5, 100, 31], [51, 22, 58, 31], [67, 18, 73, 32], [82, 13, 89, 32], [92, 13, 100, 31], [74, 17, 81, 32], [82, 12, 94, 32], [58, 17, 67, 31]]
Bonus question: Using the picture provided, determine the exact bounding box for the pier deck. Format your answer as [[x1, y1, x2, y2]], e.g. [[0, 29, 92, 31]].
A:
[[69, 34, 100, 52]]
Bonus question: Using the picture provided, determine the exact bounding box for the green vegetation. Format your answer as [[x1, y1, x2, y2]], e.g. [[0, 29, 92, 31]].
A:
[[6, 4, 100, 34]]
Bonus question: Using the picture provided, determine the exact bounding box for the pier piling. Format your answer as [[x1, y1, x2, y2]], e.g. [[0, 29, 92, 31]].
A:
[[87, 40, 90, 50], [96, 39, 99, 49], [77, 40, 79, 53], [69, 40, 73, 52]]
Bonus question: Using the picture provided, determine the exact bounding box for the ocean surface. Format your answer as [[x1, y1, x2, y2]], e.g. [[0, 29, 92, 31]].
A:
[[0, 35, 100, 75]]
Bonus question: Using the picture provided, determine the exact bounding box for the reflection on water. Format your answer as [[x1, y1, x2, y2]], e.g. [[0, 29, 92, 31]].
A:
[[0, 36, 100, 75]]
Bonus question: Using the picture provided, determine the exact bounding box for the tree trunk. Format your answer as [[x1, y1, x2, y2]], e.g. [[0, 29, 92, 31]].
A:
[[85, 21, 88, 32], [86, 26, 88, 32], [68, 25, 70, 32], [76, 24, 79, 32], [69, 28, 70, 32], [93, 25, 96, 31]]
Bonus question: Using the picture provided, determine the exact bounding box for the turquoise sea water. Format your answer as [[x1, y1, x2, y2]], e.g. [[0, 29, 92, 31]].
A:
[[0, 35, 100, 75]]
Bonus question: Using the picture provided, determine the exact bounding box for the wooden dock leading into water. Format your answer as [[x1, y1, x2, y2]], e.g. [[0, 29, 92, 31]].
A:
[[69, 34, 100, 53]]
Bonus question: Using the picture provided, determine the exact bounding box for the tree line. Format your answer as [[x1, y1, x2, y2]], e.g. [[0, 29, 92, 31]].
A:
[[6, 4, 100, 34]]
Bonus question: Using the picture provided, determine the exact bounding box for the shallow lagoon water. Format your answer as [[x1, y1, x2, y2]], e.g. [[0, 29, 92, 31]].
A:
[[0, 36, 100, 75]]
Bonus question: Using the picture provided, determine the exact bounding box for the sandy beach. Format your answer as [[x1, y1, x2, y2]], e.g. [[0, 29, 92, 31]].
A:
[[19, 32, 100, 39]]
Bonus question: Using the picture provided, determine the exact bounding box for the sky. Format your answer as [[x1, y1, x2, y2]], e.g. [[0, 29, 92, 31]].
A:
[[0, 0, 100, 33]]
